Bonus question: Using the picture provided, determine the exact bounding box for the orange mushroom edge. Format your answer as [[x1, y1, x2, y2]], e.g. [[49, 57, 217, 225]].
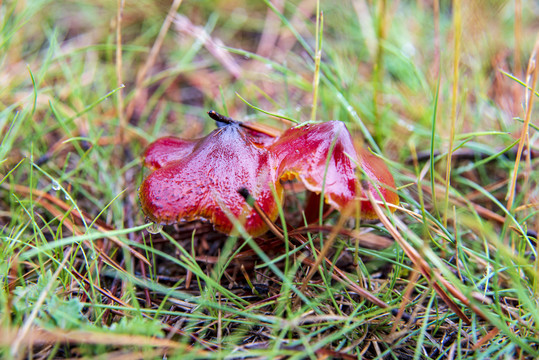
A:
[[139, 111, 399, 237]]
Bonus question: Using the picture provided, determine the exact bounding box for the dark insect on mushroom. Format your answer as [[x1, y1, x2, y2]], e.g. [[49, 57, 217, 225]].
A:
[[139, 111, 398, 236]]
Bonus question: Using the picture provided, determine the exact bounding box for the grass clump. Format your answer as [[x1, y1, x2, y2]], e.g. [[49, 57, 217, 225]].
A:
[[1, 0, 539, 358]]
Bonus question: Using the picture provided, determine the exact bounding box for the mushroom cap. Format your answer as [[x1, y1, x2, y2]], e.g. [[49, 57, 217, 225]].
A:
[[269, 121, 358, 210], [139, 123, 282, 236], [143, 136, 197, 170], [269, 121, 399, 218]]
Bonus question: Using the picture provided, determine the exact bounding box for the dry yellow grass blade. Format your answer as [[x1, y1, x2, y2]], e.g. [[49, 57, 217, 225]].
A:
[[506, 35, 539, 212], [2, 327, 204, 353], [443, 0, 462, 228]]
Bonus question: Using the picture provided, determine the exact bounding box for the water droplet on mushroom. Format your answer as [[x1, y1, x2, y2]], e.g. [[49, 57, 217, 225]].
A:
[[52, 181, 60, 191], [147, 223, 163, 234]]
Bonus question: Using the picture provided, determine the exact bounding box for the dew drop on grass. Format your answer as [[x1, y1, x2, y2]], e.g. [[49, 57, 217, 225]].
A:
[[52, 181, 60, 191], [147, 223, 163, 234]]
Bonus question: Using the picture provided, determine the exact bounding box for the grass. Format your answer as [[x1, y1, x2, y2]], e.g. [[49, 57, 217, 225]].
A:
[[1, 0, 539, 358]]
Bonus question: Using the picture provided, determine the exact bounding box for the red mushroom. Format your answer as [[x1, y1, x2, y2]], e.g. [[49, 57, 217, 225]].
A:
[[139, 112, 282, 237], [139, 111, 398, 236], [268, 121, 398, 219]]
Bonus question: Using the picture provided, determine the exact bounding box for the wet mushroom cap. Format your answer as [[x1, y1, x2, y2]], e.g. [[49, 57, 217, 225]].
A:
[[269, 121, 399, 217], [139, 122, 282, 237], [143, 136, 197, 170], [269, 121, 359, 211]]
